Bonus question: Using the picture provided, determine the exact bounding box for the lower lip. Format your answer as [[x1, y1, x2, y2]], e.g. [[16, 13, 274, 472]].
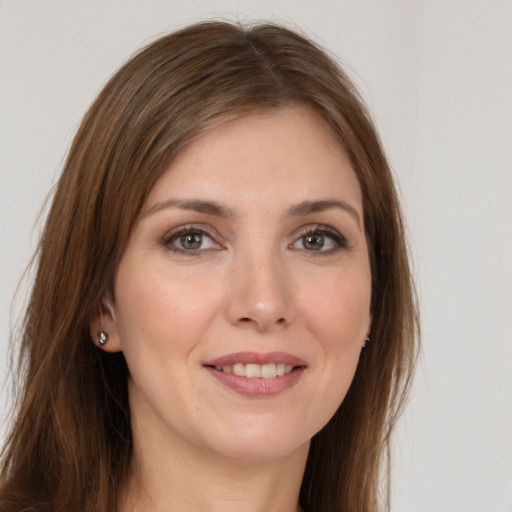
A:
[[205, 367, 306, 397]]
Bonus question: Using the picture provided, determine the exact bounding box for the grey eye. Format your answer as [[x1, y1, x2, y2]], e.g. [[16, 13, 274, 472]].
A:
[[302, 234, 325, 251], [167, 230, 218, 252], [179, 233, 203, 250], [292, 232, 338, 252]]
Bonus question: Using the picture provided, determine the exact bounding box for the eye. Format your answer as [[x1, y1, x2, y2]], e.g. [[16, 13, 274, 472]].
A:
[[163, 227, 221, 253], [291, 226, 347, 253], [300, 233, 333, 251]]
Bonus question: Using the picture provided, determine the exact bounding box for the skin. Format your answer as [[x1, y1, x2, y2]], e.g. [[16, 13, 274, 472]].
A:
[[91, 105, 372, 512]]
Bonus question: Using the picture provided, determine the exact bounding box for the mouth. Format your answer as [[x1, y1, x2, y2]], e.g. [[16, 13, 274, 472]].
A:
[[203, 351, 307, 376], [203, 351, 307, 397], [207, 362, 297, 379]]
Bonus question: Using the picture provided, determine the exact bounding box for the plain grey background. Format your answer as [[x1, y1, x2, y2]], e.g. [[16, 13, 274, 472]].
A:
[[1, 1, 511, 510]]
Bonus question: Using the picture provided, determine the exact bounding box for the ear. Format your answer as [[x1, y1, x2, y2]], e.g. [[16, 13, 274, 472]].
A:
[[365, 314, 372, 338], [89, 298, 122, 353], [363, 314, 372, 348]]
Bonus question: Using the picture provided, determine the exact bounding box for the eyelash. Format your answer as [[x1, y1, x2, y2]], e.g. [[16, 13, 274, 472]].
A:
[[293, 224, 349, 255], [161, 224, 349, 256], [161, 225, 219, 254]]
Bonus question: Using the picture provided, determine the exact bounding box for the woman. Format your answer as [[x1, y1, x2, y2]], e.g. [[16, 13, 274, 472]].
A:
[[0, 21, 418, 512]]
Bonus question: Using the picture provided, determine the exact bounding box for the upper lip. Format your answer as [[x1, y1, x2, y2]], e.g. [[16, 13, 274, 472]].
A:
[[203, 351, 307, 368]]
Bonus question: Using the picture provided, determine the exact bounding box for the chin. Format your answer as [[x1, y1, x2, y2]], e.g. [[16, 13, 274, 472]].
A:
[[202, 418, 312, 462], [217, 438, 309, 463]]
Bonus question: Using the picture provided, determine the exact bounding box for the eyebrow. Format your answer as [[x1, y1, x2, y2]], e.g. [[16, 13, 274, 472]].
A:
[[286, 199, 362, 229], [144, 197, 361, 228], [143, 198, 235, 219]]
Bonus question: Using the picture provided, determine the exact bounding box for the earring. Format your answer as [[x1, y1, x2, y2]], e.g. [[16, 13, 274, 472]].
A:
[[98, 331, 108, 346], [363, 336, 370, 348]]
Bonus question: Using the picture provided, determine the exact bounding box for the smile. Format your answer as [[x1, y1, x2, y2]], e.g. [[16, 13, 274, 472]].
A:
[[214, 363, 294, 379], [203, 351, 307, 397]]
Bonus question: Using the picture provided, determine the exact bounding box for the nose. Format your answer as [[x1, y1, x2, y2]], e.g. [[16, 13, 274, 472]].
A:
[[225, 247, 295, 333]]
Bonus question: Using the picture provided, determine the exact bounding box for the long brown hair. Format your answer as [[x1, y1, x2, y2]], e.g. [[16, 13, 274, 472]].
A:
[[0, 21, 419, 512]]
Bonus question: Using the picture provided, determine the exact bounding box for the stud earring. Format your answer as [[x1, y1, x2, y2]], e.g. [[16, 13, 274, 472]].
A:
[[363, 336, 370, 348], [98, 331, 108, 346]]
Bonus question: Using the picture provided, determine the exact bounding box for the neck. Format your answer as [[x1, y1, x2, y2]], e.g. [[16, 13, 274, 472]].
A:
[[119, 418, 308, 512]]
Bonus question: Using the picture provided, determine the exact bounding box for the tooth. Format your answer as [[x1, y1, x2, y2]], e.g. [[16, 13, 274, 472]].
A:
[[245, 364, 261, 378], [215, 366, 222, 371], [227, 362, 295, 378], [232, 363, 245, 377], [261, 363, 277, 379]]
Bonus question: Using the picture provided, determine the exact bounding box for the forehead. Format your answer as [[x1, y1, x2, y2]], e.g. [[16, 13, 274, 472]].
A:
[[145, 105, 362, 210]]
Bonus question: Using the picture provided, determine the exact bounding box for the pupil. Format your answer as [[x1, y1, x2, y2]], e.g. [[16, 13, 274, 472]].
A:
[[181, 233, 202, 249], [304, 234, 324, 250]]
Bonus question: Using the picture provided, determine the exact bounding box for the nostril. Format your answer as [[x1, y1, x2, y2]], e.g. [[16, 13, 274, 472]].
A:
[[237, 316, 286, 327]]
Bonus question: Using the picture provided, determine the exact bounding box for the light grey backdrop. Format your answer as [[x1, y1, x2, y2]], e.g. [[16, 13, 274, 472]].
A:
[[1, 1, 511, 510]]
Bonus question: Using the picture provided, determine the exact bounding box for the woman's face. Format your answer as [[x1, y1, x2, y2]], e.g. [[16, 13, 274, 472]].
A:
[[99, 106, 372, 462]]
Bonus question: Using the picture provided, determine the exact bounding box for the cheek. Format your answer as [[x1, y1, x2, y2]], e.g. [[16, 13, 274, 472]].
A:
[[113, 259, 223, 357], [296, 266, 371, 350], [297, 269, 370, 431]]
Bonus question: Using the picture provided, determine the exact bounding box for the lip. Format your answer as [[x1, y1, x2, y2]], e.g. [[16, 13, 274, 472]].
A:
[[203, 351, 307, 368], [203, 351, 307, 398]]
